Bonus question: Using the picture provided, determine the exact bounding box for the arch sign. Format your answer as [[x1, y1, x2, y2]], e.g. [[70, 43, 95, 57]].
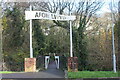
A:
[[25, 11, 76, 21]]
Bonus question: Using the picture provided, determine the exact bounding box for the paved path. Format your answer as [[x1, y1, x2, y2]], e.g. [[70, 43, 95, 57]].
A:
[[1, 61, 64, 79]]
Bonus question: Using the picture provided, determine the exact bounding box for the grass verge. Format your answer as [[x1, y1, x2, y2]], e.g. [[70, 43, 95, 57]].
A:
[[0, 71, 21, 74], [68, 71, 119, 78]]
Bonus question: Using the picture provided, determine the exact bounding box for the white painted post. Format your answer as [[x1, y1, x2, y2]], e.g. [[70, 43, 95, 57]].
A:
[[30, 5, 33, 58], [111, 0, 116, 73], [45, 56, 47, 69], [112, 23, 117, 73], [45, 56, 50, 69], [55, 56, 59, 69], [70, 11, 73, 57], [55, 56, 57, 68]]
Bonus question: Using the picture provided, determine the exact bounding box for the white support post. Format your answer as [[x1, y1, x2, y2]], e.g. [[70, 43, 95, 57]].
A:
[[45, 56, 47, 69], [70, 12, 73, 57], [30, 5, 33, 58], [112, 23, 117, 73], [55, 56, 59, 69], [45, 56, 50, 69]]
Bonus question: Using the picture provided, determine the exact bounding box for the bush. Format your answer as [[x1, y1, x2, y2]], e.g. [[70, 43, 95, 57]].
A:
[[4, 52, 27, 71]]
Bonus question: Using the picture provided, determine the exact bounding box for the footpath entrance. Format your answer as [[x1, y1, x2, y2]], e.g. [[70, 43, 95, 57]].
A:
[[45, 55, 59, 69], [2, 56, 65, 78], [42, 61, 64, 78], [2, 54, 65, 78]]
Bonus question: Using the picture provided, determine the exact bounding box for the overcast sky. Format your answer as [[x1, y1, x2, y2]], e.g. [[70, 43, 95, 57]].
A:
[[0, 0, 119, 15], [97, 0, 119, 15]]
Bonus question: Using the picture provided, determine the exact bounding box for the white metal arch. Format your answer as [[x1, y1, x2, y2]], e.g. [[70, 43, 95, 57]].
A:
[[25, 5, 76, 58]]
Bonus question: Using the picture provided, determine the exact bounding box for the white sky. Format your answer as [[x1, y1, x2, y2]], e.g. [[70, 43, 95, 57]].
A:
[[97, 2, 111, 15], [0, 0, 119, 14], [97, 0, 119, 15]]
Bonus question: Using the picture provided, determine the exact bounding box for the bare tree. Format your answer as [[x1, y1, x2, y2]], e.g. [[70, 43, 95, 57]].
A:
[[75, 1, 103, 30], [44, 0, 103, 30], [45, 0, 75, 30], [109, 0, 119, 23]]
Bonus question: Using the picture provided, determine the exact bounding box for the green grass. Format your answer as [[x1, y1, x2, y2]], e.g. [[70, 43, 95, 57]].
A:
[[68, 71, 119, 78], [0, 71, 22, 74]]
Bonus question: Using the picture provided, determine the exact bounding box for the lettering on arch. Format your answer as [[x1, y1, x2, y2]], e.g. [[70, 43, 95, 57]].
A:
[[25, 11, 76, 21]]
